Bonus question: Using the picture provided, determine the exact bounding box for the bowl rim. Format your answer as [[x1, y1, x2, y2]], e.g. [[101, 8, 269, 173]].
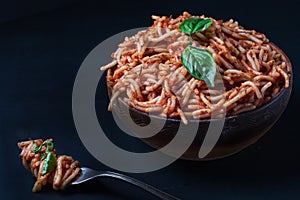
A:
[[111, 42, 293, 124]]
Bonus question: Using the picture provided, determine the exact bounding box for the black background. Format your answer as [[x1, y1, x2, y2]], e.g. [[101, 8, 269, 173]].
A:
[[1, 0, 300, 199]]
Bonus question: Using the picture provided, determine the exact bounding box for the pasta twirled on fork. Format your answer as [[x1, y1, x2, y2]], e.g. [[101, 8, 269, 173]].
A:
[[18, 139, 81, 192]]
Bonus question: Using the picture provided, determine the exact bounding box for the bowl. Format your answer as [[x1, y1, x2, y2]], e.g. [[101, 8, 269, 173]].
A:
[[107, 43, 293, 160]]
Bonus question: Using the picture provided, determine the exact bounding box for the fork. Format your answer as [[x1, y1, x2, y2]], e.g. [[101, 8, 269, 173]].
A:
[[71, 167, 180, 200]]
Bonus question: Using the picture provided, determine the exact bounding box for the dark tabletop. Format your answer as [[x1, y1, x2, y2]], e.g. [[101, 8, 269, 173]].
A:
[[1, 0, 300, 199]]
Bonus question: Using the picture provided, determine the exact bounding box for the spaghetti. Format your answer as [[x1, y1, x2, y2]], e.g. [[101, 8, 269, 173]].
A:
[[101, 12, 291, 124], [18, 139, 81, 192]]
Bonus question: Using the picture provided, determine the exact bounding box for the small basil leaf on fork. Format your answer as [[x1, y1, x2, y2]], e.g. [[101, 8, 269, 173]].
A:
[[42, 152, 57, 176]]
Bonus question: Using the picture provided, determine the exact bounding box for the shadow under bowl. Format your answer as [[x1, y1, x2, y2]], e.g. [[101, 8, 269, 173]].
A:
[[108, 43, 293, 160]]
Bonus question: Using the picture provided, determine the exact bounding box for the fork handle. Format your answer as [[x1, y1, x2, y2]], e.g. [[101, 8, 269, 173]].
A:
[[98, 171, 179, 200]]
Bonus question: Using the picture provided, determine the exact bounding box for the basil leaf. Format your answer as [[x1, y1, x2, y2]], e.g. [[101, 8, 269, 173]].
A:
[[32, 143, 43, 153], [32, 141, 54, 153], [179, 18, 212, 35], [41, 153, 47, 161], [44, 142, 54, 152], [42, 152, 57, 176], [181, 46, 216, 87]]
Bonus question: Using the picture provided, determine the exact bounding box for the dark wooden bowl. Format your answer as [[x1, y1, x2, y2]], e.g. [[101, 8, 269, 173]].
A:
[[108, 43, 293, 160]]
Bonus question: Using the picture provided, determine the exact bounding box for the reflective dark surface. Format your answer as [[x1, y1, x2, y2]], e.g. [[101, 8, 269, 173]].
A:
[[1, 0, 300, 199]]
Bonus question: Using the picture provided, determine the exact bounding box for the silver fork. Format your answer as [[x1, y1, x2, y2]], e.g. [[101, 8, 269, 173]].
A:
[[71, 167, 180, 200]]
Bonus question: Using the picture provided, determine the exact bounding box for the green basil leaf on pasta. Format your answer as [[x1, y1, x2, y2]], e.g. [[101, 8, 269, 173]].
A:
[[44, 142, 54, 152], [179, 18, 212, 35], [32, 143, 43, 153], [41, 153, 47, 161], [42, 152, 57, 176], [32, 141, 54, 153], [181, 46, 216, 87]]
